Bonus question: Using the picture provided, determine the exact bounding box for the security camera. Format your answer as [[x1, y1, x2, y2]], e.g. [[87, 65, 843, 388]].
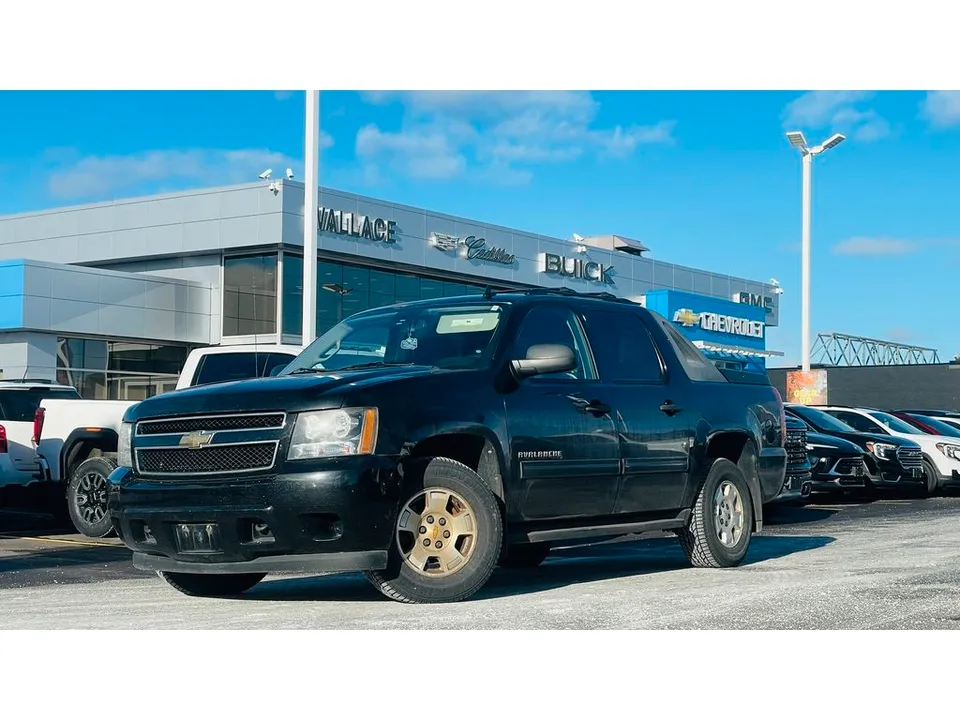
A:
[[285, 168, 294, 180], [259, 169, 272, 180]]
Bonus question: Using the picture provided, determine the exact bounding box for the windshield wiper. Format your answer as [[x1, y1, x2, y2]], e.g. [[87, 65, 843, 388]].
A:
[[336, 361, 416, 371], [288, 367, 327, 375]]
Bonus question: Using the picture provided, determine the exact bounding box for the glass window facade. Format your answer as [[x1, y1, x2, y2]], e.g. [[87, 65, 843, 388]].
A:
[[56, 337, 190, 400], [223, 253, 278, 336], [280, 253, 499, 338]]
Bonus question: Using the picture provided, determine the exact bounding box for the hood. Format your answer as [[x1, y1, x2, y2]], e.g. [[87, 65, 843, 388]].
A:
[[125, 364, 439, 421], [806, 431, 863, 455], [813, 427, 921, 450]]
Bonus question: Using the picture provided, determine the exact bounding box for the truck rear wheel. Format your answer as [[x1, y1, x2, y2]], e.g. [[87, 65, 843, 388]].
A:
[[159, 571, 267, 598], [678, 458, 754, 569], [67, 456, 117, 538], [366, 457, 503, 604]]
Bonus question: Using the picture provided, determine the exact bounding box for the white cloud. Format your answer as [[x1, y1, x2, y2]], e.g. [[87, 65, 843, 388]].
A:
[[46, 140, 333, 202], [781, 91, 890, 143], [356, 91, 675, 185], [920, 91, 960, 128], [832, 237, 916, 256]]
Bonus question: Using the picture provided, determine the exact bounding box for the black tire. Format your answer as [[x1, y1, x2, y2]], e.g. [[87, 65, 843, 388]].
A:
[[159, 571, 266, 598], [365, 457, 503, 604], [66, 456, 117, 538], [921, 460, 939, 498], [677, 457, 754, 569], [499, 542, 551, 569]]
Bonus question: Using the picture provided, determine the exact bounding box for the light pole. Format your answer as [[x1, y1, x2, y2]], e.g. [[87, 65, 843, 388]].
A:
[[785, 130, 845, 372], [302, 90, 320, 348]]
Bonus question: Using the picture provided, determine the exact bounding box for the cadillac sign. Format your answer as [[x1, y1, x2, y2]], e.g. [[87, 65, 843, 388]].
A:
[[428, 232, 515, 265], [318, 206, 397, 243]]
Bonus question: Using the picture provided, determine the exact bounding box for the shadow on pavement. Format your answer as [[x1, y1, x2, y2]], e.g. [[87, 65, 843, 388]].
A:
[[242, 534, 835, 604], [762, 505, 839, 526]]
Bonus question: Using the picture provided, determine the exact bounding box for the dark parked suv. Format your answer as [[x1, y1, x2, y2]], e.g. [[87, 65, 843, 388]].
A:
[[109, 288, 789, 604], [784, 404, 924, 492]]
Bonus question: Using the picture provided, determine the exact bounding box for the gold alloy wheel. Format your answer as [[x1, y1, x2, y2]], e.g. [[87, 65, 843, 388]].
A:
[[714, 480, 745, 548], [396, 487, 478, 577]]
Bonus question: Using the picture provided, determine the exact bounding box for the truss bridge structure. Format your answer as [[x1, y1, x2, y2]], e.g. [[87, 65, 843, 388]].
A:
[[811, 332, 941, 367]]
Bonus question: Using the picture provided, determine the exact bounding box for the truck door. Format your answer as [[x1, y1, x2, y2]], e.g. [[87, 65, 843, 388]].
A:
[[577, 307, 693, 515], [503, 303, 621, 521]]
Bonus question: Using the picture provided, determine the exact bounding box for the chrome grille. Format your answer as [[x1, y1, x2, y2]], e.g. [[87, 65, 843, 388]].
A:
[[896, 447, 923, 468], [137, 412, 285, 435], [137, 443, 278, 474], [133, 411, 285, 477], [785, 427, 808, 466]]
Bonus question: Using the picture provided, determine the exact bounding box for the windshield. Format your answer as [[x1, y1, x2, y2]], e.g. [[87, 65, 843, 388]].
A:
[[281, 303, 508, 374], [901, 413, 960, 438], [788, 405, 858, 434], [868, 411, 925, 435]]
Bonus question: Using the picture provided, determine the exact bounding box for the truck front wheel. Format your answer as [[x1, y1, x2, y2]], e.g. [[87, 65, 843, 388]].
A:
[[66, 456, 117, 538], [366, 457, 503, 604], [677, 458, 754, 569]]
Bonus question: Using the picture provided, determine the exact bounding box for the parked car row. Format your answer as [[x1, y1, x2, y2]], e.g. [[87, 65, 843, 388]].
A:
[[783, 403, 960, 500], [0, 344, 302, 534]]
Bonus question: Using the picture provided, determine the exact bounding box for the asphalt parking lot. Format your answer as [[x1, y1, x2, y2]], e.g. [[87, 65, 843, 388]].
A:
[[2, 494, 960, 629]]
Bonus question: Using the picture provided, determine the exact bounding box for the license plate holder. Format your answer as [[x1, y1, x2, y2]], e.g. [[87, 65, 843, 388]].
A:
[[174, 523, 223, 554]]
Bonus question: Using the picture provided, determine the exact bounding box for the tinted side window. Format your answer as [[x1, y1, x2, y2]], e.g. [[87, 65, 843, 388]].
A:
[[832, 411, 881, 434], [580, 308, 663, 383], [655, 317, 727, 382], [193, 353, 259, 386], [0, 389, 81, 422], [511, 305, 593, 381]]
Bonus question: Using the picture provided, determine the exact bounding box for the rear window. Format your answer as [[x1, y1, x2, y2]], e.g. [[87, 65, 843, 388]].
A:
[[192, 352, 297, 387], [0, 388, 82, 422]]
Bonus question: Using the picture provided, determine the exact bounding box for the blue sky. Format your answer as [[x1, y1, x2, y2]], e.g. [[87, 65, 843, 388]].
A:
[[1, 89, 959, 366]]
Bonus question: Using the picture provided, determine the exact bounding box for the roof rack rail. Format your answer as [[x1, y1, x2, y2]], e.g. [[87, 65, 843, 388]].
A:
[[485, 286, 638, 305], [1, 378, 57, 384]]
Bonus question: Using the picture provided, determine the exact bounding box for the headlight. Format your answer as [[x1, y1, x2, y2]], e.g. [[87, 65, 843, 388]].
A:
[[288, 408, 379, 460], [118, 422, 133, 468], [936, 442, 960, 461], [865, 441, 897, 460]]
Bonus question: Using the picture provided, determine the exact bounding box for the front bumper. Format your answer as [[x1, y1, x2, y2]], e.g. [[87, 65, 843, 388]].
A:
[[868, 463, 925, 487], [939, 469, 960, 488], [768, 470, 812, 504], [808, 456, 869, 491], [757, 448, 788, 504], [109, 455, 401, 575]]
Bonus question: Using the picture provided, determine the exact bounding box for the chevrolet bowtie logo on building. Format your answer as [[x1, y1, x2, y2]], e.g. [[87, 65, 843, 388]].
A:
[[179, 430, 215, 449], [673, 308, 701, 327]]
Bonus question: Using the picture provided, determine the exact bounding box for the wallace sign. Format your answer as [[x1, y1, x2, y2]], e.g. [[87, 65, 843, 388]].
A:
[[318, 206, 397, 243]]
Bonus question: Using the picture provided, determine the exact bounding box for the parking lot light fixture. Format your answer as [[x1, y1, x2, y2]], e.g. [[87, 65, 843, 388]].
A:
[[785, 130, 846, 372]]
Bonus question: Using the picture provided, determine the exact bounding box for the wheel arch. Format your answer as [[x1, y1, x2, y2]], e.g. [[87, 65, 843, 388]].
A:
[[401, 428, 506, 501], [703, 430, 763, 532], [61, 428, 119, 482]]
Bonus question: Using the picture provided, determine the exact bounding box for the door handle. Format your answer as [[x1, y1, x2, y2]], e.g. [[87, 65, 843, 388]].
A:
[[659, 401, 682, 416], [568, 396, 612, 416]]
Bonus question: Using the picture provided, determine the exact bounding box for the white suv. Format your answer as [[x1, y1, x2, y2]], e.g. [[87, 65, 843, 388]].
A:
[[818, 405, 960, 495], [0, 381, 81, 488]]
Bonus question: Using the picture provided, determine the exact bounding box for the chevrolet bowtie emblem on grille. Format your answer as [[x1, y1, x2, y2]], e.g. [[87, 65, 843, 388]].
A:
[[179, 430, 214, 449]]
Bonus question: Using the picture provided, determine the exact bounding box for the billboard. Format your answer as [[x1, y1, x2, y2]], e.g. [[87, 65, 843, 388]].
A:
[[786, 369, 829, 405], [643, 289, 768, 352]]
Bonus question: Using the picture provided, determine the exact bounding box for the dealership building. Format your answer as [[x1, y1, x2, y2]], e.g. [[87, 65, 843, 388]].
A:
[[0, 180, 783, 399]]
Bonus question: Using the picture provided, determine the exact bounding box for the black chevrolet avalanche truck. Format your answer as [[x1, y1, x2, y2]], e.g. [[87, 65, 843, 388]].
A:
[[108, 288, 788, 604]]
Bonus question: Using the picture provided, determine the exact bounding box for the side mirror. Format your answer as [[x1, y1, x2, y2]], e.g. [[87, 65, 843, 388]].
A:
[[511, 344, 577, 379]]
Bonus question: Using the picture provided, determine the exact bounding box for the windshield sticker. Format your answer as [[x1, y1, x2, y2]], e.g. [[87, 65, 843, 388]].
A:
[[436, 312, 501, 334], [400, 337, 419, 351]]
